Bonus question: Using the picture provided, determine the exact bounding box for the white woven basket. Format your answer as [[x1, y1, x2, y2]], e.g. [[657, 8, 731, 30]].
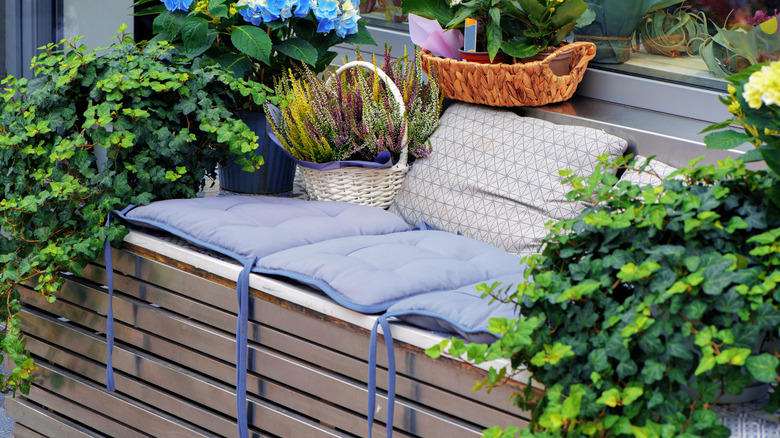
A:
[[299, 60, 409, 209]]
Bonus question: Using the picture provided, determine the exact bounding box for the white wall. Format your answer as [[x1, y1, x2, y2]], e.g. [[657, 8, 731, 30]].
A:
[[63, 0, 134, 48]]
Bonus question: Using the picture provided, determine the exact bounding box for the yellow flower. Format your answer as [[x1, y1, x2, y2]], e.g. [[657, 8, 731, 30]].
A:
[[195, 0, 208, 12], [229, 5, 237, 15], [728, 98, 741, 115], [742, 61, 780, 109]]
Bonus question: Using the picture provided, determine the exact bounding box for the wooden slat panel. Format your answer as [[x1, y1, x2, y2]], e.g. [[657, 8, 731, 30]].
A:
[[19, 308, 376, 438], [104, 246, 529, 417], [6, 397, 100, 438], [12, 423, 49, 438], [77, 263, 528, 430]]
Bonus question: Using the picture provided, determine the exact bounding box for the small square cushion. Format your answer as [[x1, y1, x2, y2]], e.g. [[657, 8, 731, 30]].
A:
[[385, 274, 524, 344], [390, 103, 628, 256]]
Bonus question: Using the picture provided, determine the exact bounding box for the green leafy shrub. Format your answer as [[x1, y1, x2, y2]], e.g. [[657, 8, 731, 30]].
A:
[[429, 155, 780, 437], [0, 28, 275, 394]]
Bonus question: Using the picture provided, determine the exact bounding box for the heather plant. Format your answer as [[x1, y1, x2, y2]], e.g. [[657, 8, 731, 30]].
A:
[[267, 46, 442, 163], [428, 155, 780, 437]]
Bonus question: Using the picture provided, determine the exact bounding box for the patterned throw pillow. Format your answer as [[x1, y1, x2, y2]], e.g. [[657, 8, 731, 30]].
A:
[[389, 103, 628, 256]]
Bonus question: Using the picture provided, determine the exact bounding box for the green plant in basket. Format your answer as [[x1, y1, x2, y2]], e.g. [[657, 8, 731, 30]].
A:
[[402, 0, 594, 62], [0, 28, 274, 396], [267, 47, 442, 163], [701, 60, 780, 207], [428, 155, 780, 437]]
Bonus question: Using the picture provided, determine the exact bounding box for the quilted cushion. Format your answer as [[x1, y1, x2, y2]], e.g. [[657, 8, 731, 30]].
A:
[[389, 103, 628, 256], [120, 196, 411, 261], [254, 230, 524, 313], [385, 274, 523, 344]]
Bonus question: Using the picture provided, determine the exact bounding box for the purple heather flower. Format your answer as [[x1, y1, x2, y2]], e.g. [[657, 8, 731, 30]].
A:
[[745, 9, 780, 26], [161, 0, 194, 12]]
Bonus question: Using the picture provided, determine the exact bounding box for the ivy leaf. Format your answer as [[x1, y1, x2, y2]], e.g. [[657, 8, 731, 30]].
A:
[[745, 353, 780, 383], [640, 359, 665, 384], [617, 359, 639, 379], [715, 347, 752, 366], [231, 25, 272, 64], [695, 355, 717, 376]]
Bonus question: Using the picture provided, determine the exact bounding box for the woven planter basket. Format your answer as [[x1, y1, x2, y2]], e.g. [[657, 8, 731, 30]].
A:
[[297, 60, 409, 209], [420, 41, 597, 107]]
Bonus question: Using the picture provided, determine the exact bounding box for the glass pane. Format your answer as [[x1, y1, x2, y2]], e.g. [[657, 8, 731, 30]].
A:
[[363, 0, 780, 92], [62, 0, 134, 48]]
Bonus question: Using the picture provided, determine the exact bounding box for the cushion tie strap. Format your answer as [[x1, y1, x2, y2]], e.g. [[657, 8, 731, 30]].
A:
[[236, 257, 259, 438], [367, 314, 396, 438], [104, 205, 136, 393]]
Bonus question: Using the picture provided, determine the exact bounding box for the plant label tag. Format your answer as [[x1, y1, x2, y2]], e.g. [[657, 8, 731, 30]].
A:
[[464, 18, 477, 52]]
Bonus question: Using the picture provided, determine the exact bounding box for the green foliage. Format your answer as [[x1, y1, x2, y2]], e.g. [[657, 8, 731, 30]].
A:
[[698, 16, 780, 78], [0, 29, 275, 395], [638, 7, 708, 57], [136, 0, 376, 87], [267, 47, 442, 163], [701, 61, 780, 207], [402, 0, 592, 61], [430, 155, 780, 437]]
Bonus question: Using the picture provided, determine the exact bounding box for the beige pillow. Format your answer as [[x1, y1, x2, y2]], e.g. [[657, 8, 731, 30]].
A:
[[389, 103, 629, 256]]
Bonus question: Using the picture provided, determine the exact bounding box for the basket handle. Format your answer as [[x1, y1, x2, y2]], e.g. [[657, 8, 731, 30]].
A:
[[538, 41, 597, 76], [326, 60, 409, 169]]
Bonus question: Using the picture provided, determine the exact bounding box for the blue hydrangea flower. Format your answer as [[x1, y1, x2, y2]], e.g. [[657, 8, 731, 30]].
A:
[[161, 0, 194, 12], [237, 0, 313, 24], [313, 0, 340, 33], [334, 0, 360, 37]]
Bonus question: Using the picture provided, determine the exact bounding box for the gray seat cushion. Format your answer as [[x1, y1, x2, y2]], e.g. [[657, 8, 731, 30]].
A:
[[254, 230, 523, 313], [121, 195, 411, 261]]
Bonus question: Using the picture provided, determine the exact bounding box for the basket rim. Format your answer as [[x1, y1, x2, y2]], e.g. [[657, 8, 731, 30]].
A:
[[421, 41, 596, 75]]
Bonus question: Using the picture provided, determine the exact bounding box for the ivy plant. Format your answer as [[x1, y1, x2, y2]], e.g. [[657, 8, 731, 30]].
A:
[[429, 155, 780, 437], [0, 27, 275, 395]]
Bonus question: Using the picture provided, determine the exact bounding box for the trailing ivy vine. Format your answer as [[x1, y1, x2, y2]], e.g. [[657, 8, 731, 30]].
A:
[[0, 27, 275, 394], [430, 156, 780, 437]]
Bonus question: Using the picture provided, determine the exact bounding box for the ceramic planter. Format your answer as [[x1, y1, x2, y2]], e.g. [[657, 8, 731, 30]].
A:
[[219, 111, 296, 194], [520, 47, 574, 76], [459, 50, 511, 64]]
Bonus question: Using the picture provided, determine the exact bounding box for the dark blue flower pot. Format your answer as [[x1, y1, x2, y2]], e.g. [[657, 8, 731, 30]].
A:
[[219, 111, 296, 194]]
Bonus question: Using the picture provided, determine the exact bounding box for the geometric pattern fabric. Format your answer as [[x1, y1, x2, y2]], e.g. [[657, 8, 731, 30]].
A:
[[390, 103, 629, 256]]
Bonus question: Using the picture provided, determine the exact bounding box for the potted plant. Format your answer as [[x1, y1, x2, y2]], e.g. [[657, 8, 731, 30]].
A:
[[638, 7, 709, 57], [573, 0, 683, 63], [142, 0, 377, 194], [0, 27, 275, 395], [403, 0, 593, 68], [699, 12, 780, 78], [266, 47, 442, 208]]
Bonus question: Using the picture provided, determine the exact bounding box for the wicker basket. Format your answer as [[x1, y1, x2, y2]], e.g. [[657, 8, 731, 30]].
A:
[[297, 60, 409, 209], [420, 41, 597, 107]]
